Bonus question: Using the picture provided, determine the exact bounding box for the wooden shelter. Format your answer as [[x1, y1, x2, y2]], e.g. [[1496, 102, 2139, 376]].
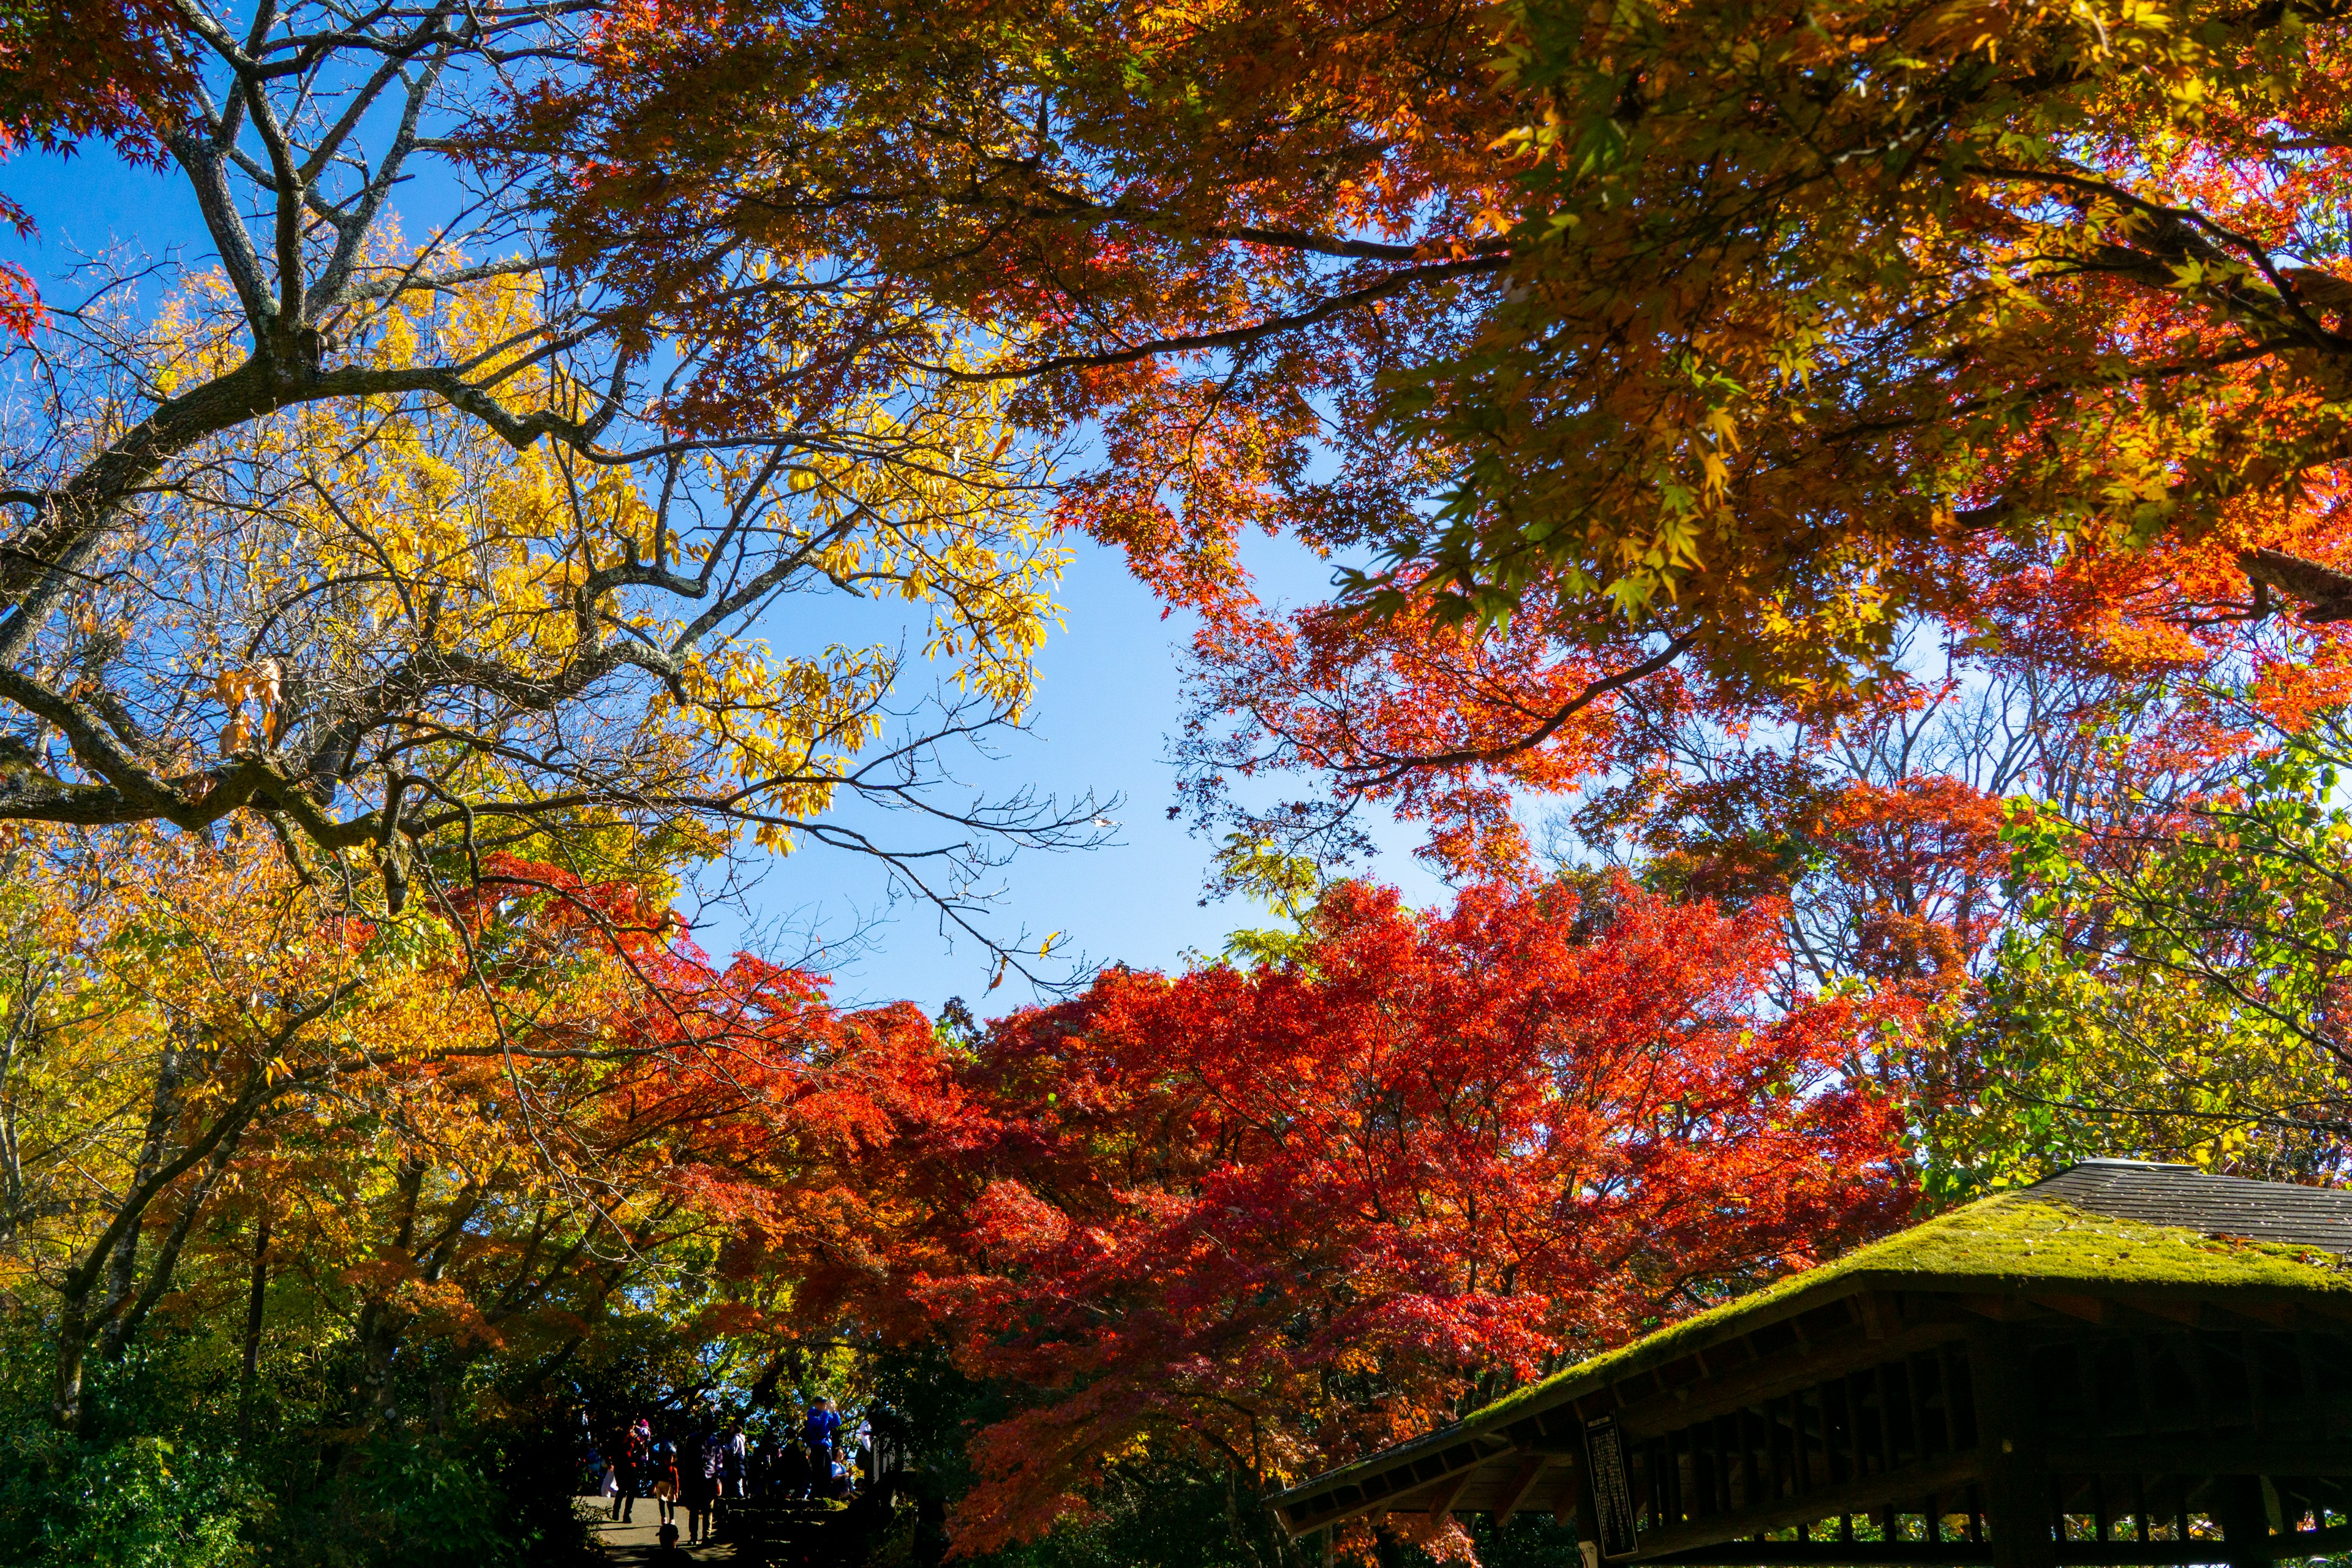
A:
[[1267, 1163, 2352, 1568]]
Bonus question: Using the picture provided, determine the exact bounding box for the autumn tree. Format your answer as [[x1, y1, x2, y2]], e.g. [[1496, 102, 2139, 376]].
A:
[[494, 0, 2352, 1023], [539, 0, 2352, 672], [0, 826, 591, 1428], [214, 886, 954, 1470], [0, 0, 192, 336], [1542, 654, 2142, 1003], [0, 820, 951, 1438], [0, 0, 1098, 958], [785, 876, 1914, 1555], [1936, 708, 2352, 1188]]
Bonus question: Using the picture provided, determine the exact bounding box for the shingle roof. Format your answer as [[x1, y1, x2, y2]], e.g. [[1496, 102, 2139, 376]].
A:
[[2023, 1159, 2352, 1252]]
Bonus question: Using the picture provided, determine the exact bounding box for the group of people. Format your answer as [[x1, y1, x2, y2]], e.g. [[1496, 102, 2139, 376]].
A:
[[594, 1397, 869, 1547]]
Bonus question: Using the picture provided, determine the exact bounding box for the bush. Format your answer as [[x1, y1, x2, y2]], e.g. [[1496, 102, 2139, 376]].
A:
[[0, 1417, 266, 1568]]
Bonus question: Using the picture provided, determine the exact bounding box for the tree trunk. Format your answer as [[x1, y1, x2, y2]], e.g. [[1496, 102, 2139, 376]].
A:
[[352, 1157, 426, 1434], [94, 1042, 184, 1354], [240, 1208, 271, 1432], [105, 1126, 242, 1362], [51, 1281, 94, 1431]]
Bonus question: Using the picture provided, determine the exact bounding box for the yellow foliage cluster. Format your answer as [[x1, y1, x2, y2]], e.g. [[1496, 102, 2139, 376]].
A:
[[0, 823, 641, 1307], [114, 249, 1064, 861]]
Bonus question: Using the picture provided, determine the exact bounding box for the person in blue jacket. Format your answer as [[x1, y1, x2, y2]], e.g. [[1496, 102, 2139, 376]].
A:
[[802, 1395, 843, 1485]]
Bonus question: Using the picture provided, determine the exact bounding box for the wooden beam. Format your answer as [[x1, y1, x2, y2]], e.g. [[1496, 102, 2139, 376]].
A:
[[2301, 1295, 2352, 1326], [1271, 1435, 1521, 1536], [1618, 1450, 1983, 1560], [1612, 1321, 1966, 1441], [2207, 1298, 2294, 1328], [1969, 1319, 2056, 1568], [1425, 1468, 1476, 1530], [2043, 1438, 2352, 1477], [1491, 1456, 1551, 1528], [2030, 1294, 2108, 1324], [2127, 1298, 2203, 1328], [1954, 1295, 2040, 1323]]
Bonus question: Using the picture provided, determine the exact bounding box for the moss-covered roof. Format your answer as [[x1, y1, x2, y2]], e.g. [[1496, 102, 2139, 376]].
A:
[[1476, 1188, 2352, 1429], [1272, 1167, 2352, 1512]]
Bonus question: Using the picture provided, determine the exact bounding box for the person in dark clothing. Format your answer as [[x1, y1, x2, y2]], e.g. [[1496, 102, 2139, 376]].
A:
[[657, 1438, 685, 1527], [614, 1416, 651, 1523], [683, 1428, 723, 1545], [774, 1432, 813, 1499], [802, 1396, 843, 1479], [747, 1431, 773, 1499]]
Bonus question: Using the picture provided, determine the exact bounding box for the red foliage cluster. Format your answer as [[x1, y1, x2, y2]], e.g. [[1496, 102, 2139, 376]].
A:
[[0, 0, 192, 334], [782, 876, 1914, 1551]]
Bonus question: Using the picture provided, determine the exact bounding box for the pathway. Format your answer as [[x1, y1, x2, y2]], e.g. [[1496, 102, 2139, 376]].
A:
[[576, 1495, 736, 1563]]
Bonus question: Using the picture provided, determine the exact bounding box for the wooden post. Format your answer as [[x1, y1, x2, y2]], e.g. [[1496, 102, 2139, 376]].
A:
[[1571, 1448, 1604, 1568], [2212, 1475, 2270, 1568], [1968, 1322, 2056, 1568]]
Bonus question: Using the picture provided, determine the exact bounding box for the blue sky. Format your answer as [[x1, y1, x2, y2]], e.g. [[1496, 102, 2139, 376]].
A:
[[2, 143, 1461, 1016], [729, 532, 1458, 1012]]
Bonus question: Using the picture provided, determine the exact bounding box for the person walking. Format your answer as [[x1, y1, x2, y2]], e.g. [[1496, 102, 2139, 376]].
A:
[[615, 1416, 651, 1523], [802, 1395, 842, 1480], [684, 1426, 724, 1545], [652, 1437, 680, 1528]]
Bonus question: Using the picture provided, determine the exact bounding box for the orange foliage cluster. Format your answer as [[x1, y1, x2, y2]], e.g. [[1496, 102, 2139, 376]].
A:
[[524, 0, 2352, 940]]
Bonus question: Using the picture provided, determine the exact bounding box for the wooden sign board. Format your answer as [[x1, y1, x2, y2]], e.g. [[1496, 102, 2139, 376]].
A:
[[1583, 1415, 1640, 1560]]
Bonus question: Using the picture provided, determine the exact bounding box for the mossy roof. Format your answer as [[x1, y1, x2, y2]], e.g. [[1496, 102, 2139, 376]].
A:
[[1474, 1188, 2352, 1428], [1273, 1169, 2352, 1510]]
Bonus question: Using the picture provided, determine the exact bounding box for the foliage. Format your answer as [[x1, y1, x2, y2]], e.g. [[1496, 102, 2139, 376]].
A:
[[0, 813, 967, 1477], [533, 0, 2352, 873], [1402, 0, 2352, 671], [1213, 834, 1327, 970], [13, 1433, 263, 1568], [979, 1457, 1321, 1568], [23, 1, 2352, 1563], [0, 0, 190, 336], [790, 876, 1915, 1555], [1940, 715, 2352, 1190], [0, 0, 1096, 969]]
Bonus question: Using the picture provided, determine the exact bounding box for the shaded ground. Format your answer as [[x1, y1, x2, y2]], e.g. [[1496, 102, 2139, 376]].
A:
[[579, 1494, 736, 1563]]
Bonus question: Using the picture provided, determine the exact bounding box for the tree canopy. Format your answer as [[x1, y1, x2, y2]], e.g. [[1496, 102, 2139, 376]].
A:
[[0, 0, 1099, 963], [6, 0, 2352, 1564]]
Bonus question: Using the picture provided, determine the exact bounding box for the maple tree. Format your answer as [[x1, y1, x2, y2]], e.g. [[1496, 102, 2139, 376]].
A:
[[782, 875, 1914, 1555], [0, 0, 192, 336], [514, 0, 2352, 1001], [538, 0, 2352, 671]]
